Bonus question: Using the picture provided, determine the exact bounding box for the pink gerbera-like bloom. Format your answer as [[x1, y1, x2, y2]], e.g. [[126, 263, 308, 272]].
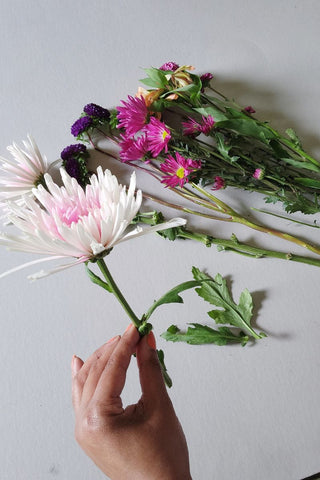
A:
[[160, 152, 201, 188], [182, 115, 215, 137], [182, 117, 202, 136], [117, 95, 149, 137], [119, 134, 149, 163], [144, 117, 171, 157], [200, 115, 215, 135], [212, 176, 225, 190], [0, 167, 186, 279]]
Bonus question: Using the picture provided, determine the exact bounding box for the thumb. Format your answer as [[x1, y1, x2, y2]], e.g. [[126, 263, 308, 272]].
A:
[[136, 332, 170, 408]]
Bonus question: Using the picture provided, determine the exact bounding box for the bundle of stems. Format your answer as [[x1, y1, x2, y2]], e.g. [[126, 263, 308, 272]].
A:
[[68, 63, 320, 267]]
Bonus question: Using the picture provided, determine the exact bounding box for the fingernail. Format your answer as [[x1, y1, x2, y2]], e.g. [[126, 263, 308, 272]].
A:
[[71, 354, 77, 371], [71, 355, 81, 375], [125, 323, 133, 333], [107, 335, 120, 344], [147, 331, 156, 350]]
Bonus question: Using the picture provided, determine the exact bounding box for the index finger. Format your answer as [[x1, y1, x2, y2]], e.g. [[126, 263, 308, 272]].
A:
[[92, 324, 140, 410]]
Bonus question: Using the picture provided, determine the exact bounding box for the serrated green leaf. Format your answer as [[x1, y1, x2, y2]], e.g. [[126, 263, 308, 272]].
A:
[[214, 133, 241, 165], [161, 323, 249, 346], [191, 267, 263, 339]]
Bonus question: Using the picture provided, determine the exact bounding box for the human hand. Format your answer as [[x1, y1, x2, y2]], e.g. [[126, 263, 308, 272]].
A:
[[71, 324, 192, 480]]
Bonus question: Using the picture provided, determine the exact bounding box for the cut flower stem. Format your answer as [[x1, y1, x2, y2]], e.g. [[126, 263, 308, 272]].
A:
[[95, 258, 142, 330], [135, 211, 320, 268]]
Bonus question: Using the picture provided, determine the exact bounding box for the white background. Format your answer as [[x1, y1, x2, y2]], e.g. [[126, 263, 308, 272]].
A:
[[1, 1, 320, 479]]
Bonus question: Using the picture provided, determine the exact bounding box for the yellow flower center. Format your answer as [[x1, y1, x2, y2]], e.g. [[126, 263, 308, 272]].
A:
[[162, 130, 169, 141], [176, 167, 185, 179]]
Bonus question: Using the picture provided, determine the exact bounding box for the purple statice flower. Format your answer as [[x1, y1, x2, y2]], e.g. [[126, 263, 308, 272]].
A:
[[253, 168, 264, 180], [244, 106, 256, 114], [63, 157, 81, 179], [159, 62, 179, 71], [144, 117, 171, 157], [119, 134, 149, 163], [200, 72, 213, 91], [83, 103, 110, 120], [117, 95, 149, 137], [71, 116, 93, 137], [60, 143, 87, 161], [160, 152, 201, 188], [200, 115, 215, 135], [212, 176, 225, 191]]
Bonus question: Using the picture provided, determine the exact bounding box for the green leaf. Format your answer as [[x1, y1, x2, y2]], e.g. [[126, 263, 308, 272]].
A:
[[215, 132, 240, 164], [294, 177, 320, 190], [286, 128, 303, 148], [144, 279, 203, 321], [140, 67, 168, 88], [215, 118, 277, 144], [194, 106, 228, 122], [157, 349, 172, 388], [280, 158, 320, 172], [163, 79, 202, 104], [161, 323, 249, 346], [191, 267, 264, 339], [85, 264, 113, 293]]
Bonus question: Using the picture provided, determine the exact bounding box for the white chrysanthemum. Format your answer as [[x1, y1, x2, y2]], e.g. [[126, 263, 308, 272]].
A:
[[0, 135, 49, 204], [0, 167, 186, 279]]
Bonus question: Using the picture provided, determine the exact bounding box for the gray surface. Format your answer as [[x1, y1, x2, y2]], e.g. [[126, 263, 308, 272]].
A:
[[1, 1, 320, 479]]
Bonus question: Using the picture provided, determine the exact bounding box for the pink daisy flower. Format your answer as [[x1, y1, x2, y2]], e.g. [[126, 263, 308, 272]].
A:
[[200, 115, 215, 135], [117, 95, 148, 137], [160, 152, 201, 188], [119, 134, 149, 163], [144, 117, 171, 157], [182, 115, 215, 136], [212, 176, 225, 190], [182, 117, 202, 136]]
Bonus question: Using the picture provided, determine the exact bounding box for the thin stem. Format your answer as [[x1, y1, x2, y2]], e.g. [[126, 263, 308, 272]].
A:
[[136, 214, 320, 268], [142, 192, 229, 221], [96, 258, 141, 328], [280, 137, 320, 167]]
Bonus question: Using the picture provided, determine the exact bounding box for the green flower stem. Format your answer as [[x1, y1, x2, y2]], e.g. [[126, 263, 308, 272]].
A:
[[96, 258, 142, 329], [233, 214, 320, 255], [190, 182, 320, 256], [136, 213, 320, 268]]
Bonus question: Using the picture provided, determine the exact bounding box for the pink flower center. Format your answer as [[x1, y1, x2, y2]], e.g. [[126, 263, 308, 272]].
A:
[[60, 205, 84, 226], [52, 196, 101, 227]]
